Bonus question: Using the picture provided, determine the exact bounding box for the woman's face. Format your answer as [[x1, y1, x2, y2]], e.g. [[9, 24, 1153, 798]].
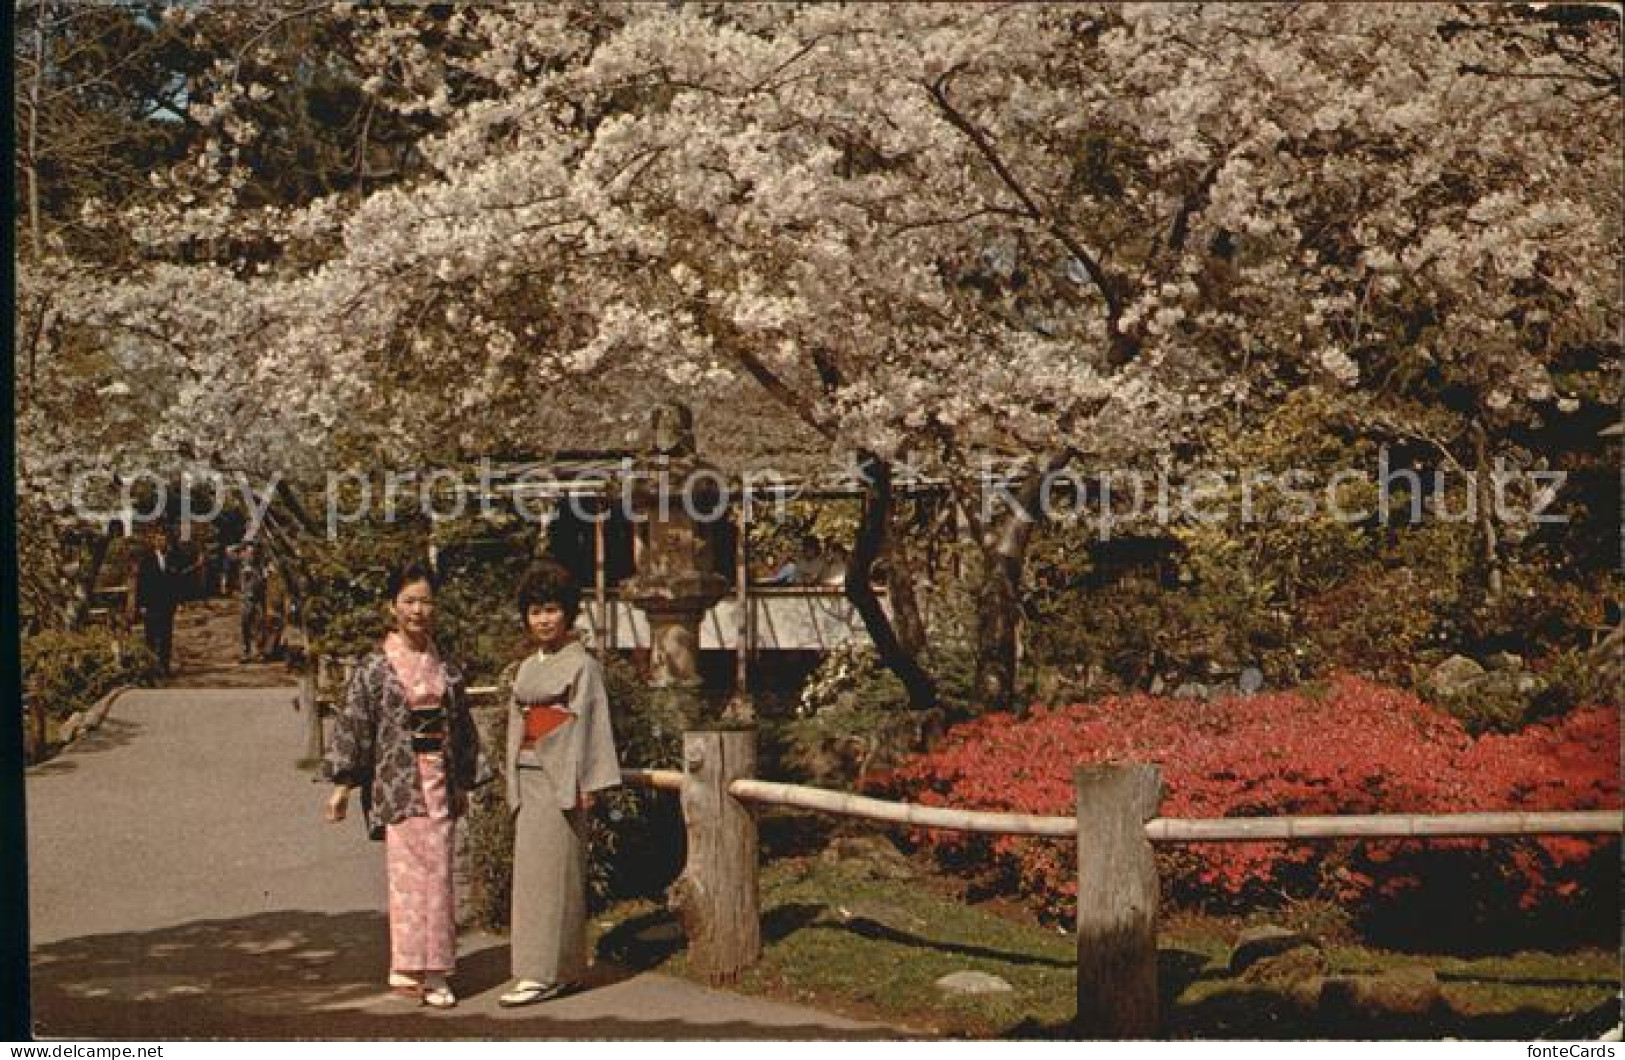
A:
[[390, 579, 436, 638], [526, 601, 570, 647]]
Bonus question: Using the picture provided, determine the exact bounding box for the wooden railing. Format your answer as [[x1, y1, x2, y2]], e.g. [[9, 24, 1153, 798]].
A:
[[629, 767, 1619, 839], [623, 730, 1623, 1038]]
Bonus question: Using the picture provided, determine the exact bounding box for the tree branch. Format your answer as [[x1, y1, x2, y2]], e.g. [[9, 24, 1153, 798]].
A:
[[847, 451, 938, 709], [699, 301, 837, 441], [1165, 161, 1223, 255], [923, 72, 1136, 365]]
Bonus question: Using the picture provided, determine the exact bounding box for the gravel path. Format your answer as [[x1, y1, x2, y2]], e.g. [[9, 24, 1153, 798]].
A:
[[26, 684, 897, 1040]]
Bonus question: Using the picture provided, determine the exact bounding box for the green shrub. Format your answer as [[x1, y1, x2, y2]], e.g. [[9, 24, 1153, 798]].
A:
[[1432, 678, 1539, 736], [590, 656, 688, 908], [300, 513, 534, 681], [775, 642, 964, 787], [300, 520, 424, 660], [462, 702, 516, 932], [1422, 646, 1615, 737], [434, 541, 531, 684], [23, 628, 155, 722], [22, 628, 155, 762], [1533, 648, 1618, 715]]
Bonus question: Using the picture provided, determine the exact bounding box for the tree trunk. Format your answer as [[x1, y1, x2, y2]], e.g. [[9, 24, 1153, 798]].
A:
[[26, 0, 45, 264], [30, 697, 48, 765], [847, 452, 937, 710], [254, 505, 315, 658], [1470, 420, 1503, 599], [969, 455, 1069, 715], [258, 508, 323, 762], [974, 542, 1025, 714], [299, 669, 323, 766], [670, 730, 761, 984], [272, 479, 321, 535], [20, 0, 49, 394], [887, 529, 929, 659], [66, 522, 119, 631]]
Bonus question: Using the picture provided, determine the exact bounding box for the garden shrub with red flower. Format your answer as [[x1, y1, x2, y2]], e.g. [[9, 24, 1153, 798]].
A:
[[870, 676, 1618, 947]]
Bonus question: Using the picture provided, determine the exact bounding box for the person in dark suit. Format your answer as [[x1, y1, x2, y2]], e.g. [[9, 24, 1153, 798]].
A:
[[132, 525, 190, 676], [231, 539, 268, 663]]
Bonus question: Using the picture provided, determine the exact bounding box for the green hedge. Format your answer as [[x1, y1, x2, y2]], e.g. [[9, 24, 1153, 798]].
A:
[[23, 628, 155, 761]]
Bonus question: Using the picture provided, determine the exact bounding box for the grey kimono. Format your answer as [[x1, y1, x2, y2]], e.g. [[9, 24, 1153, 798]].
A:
[[504, 639, 622, 810], [503, 639, 622, 985], [324, 649, 493, 827]]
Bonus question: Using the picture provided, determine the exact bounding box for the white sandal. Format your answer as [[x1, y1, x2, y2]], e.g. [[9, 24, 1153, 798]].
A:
[[499, 979, 569, 1007], [422, 974, 457, 1009]]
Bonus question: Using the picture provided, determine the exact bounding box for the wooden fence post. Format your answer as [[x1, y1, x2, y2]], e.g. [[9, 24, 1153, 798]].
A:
[[1075, 763, 1163, 1038], [670, 728, 760, 984], [299, 667, 322, 766]]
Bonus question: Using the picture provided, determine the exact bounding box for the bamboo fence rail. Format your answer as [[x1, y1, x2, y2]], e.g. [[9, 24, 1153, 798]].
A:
[[623, 771, 1623, 840], [623, 767, 684, 792], [1142, 809, 1623, 841]]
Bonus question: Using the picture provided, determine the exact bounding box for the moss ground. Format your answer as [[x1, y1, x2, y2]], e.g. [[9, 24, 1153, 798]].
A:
[[590, 849, 1620, 1040]]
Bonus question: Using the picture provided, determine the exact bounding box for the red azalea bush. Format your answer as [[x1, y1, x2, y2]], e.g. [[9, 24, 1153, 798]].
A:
[[869, 676, 1619, 947]]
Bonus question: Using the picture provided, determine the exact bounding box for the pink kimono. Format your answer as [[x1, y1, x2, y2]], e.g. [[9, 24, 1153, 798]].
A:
[[382, 634, 457, 976]]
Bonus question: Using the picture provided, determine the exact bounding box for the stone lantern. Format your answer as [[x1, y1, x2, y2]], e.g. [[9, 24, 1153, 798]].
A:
[[617, 403, 729, 720]]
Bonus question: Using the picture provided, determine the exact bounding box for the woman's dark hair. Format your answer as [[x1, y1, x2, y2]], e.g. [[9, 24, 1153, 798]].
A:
[[386, 558, 439, 601], [517, 559, 581, 623]]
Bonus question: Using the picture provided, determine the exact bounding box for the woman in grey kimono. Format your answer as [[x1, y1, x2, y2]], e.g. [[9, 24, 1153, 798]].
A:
[[323, 560, 491, 1009], [498, 559, 622, 1007]]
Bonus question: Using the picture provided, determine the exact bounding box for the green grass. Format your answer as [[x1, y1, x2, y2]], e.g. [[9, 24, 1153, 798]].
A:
[[595, 856, 1077, 1037], [591, 853, 1621, 1039]]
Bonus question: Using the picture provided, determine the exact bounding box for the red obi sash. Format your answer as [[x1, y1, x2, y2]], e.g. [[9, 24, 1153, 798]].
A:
[[521, 704, 572, 748]]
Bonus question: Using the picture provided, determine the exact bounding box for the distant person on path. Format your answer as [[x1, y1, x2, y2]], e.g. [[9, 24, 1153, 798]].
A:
[[322, 560, 492, 1009], [819, 543, 850, 587], [130, 525, 191, 677], [221, 542, 239, 598], [259, 561, 287, 661], [764, 536, 829, 586], [232, 540, 267, 663], [497, 560, 622, 1007]]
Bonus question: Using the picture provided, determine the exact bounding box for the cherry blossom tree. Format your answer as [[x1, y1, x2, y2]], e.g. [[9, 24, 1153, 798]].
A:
[[64, 3, 1621, 710], [13, 2, 460, 629]]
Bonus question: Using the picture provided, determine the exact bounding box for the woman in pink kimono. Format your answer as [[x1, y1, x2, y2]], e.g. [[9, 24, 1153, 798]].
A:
[[498, 559, 622, 1007], [323, 560, 491, 1008]]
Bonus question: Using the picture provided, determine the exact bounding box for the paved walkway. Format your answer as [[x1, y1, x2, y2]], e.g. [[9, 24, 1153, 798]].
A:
[[26, 678, 896, 1039]]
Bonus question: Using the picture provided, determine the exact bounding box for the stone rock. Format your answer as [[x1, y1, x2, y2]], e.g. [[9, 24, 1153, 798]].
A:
[[821, 835, 916, 880], [1238, 666, 1265, 696], [1229, 924, 1308, 974], [1319, 967, 1443, 1019], [58, 712, 87, 743], [935, 971, 1014, 996], [1484, 651, 1524, 672], [1429, 655, 1486, 697], [1240, 944, 1330, 987], [1473, 669, 1545, 702], [1515, 673, 1545, 695], [1173, 682, 1210, 701]]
